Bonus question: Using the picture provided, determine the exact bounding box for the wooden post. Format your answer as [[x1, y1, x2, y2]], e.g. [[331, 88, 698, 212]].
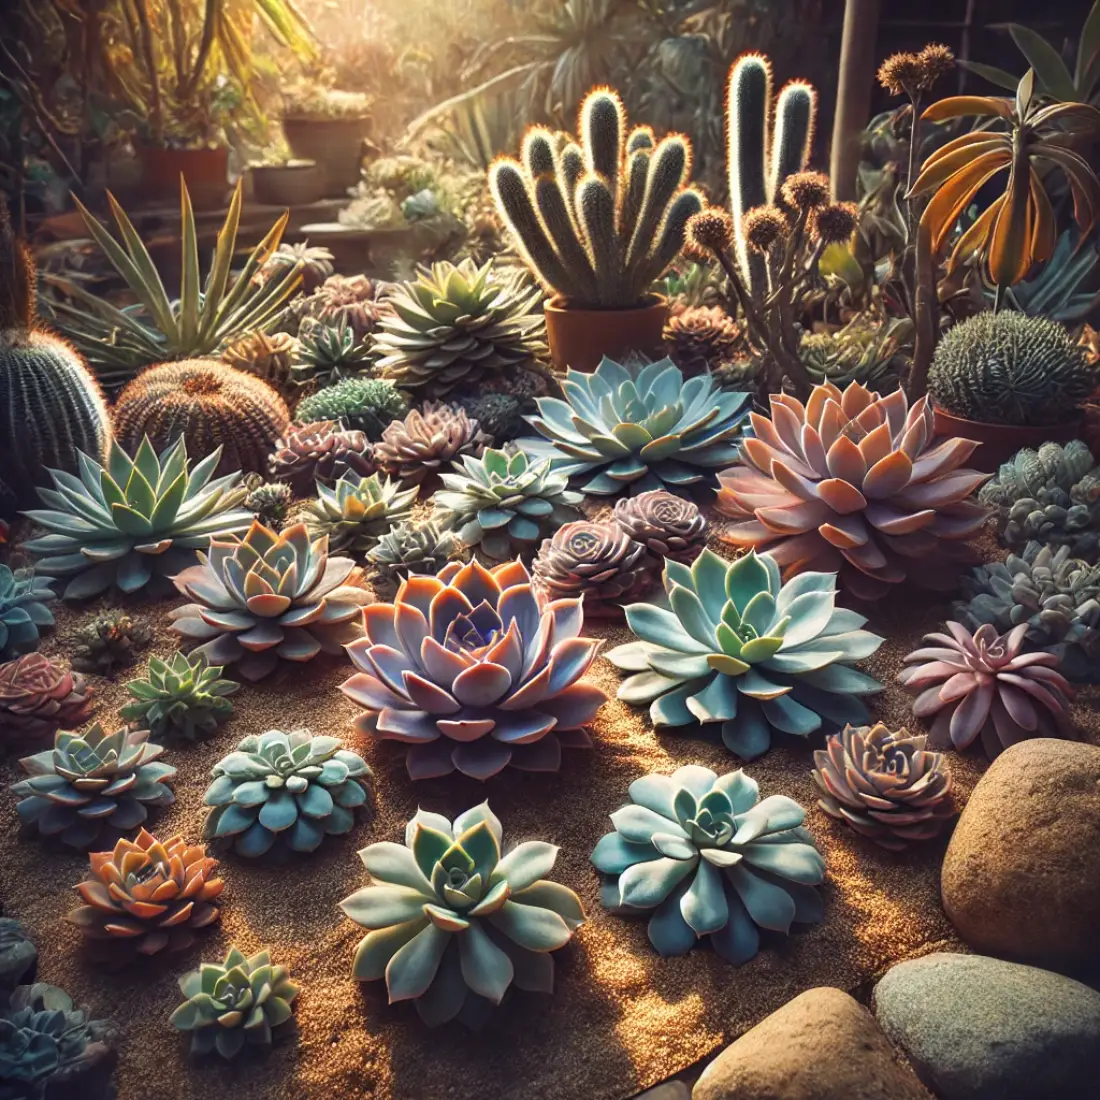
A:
[[830, 0, 880, 200]]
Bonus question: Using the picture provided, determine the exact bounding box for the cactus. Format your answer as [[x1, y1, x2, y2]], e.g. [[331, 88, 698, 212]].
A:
[[489, 87, 703, 309], [113, 359, 290, 477], [0, 202, 111, 509]]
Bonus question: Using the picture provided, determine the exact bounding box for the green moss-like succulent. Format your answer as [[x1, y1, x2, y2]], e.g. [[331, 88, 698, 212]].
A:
[[294, 377, 408, 440], [0, 566, 55, 662], [71, 612, 153, 675], [120, 653, 239, 741], [293, 320, 375, 387], [365, 520, 461, 585], [303, 471, 418, 555]]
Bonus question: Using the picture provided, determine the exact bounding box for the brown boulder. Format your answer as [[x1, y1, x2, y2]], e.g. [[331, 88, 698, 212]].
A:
[[691, 987, 929, 1100], [941, 738, 1100, 970]]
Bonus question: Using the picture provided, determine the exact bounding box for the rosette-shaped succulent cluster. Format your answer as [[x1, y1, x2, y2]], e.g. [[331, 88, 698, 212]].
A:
[[22, 437, 252, 599], [435, 449, 582, 560], [222, 331, 300, 402], [295, 377, 408, 440], [532, 520, 652, 617], [899, 622, 1076, 759], [367, 521, 461, 587], [341, 802, 584, 1028], [0, 654, 93, 742], [797, 319, 906, 390], [0, 919, 35, 988], [608, 550, 884, 759], [374, 402, 489, 487], [67, 828, 224, 954], [613, 490, 707, 565], [11, 725, 175, 849], [979, 440, 1100, 560], [375, 259, 547, 396], [120, 653, 238, 742], [591, 765, 824, 962], [71, 612, 152, 675], [812, 723, 954, 850], [293, 320, 375, 387], [293, 273, 388, 343], [269, 420, 375, 497], [170, 521, 369, 681], [170, 946, 298, 1059], [259, 240, 334, 293], [717, 382, 989, 600], [243, 477, 294, 527], [523, 357, 751, 496], [664, 305, 745, 376], [342, 559, 606, 779], [303, 472, 418, 556], [0, 567, 55, 661]]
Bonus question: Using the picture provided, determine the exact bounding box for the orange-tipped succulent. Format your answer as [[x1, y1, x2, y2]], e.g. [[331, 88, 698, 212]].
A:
[[67, 828, 224, 955], [716, 381, 989, 599]]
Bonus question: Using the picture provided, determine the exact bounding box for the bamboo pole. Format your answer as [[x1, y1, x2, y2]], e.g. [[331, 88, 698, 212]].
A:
[[830, 0, 880, 200]]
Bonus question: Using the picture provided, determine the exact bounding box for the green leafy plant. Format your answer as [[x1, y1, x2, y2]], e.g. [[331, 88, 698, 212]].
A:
[[303, 472, 418, 556], [292, 320, 375, 387], [0, 566, 55, 662], [121, 653, 238, 742], [295, 377, 408, 440], [993, 230, 1100, 321], [798, 317, 909, 390], [243, 478, 294, 528]]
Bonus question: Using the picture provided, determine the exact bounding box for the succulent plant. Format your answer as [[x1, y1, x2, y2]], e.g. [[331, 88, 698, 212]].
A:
[[222, 331, 300, 402], [613, 490, 707, 565], [294, 377, 408, 442], [67, 828, 224, 954], [202, 729, 371, 856], [71, 612, 152, 676], [0, 919, 36, 989], [340, 802, 584, 1028], [120, 653, 238, 742], [22, 436, 253, 599], [342, 558, 605, 779], [11, 724, 175, 849], [243, 477, 294, 527], [435, 449, 582, 560], [591, 764, 824, 961], [374, 402, 490, 487], [798, 317, 907, 390], [303, 472, 418, 556], [996, 229, 1100, 323], [455, 392, 526, 446], [532, 520, 653, 617], [899, 622, 1076, 759], [170, 946, 298, 1059], [979, 440, 1100, 560], [929, 312, 1097, 426], [269, 419, 376, 496], [112, 359, 291, 478], [292, 274, 388, 343], [664, 306, 745, 377], [0, 655, 93, 743], [0, 566, 55, 661], [811, 723, 954, 850], [717, 381, 990, 600], [292, 319, 375, 387], [0, 982, 117, 1098], [490, 88, 703, 309], [170, 520, 369, 681], [607, 549, 884, 759], [366, 521, 461, 586], [522, 357, 751, 496], [258, 240, 334, 293], [374, 259, 547, 396]]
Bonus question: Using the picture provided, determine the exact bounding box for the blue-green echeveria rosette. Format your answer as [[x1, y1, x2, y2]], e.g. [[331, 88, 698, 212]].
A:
[[591, 765, 825, 962], [0, 566, 55, 661], [340, 802, 584, 1029], [606, 549, 884, 759]]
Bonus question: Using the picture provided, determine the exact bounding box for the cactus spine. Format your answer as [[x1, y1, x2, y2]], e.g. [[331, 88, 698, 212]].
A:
[[490, 86, 703, 309]]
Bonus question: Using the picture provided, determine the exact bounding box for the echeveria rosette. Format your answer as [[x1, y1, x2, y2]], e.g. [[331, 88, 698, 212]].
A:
[[591, 765, 825, 963], [606, 549, 884, 759], [340, 802, 584, 1029], [0, 566, 55, 661], [341, 559, 606, 781]]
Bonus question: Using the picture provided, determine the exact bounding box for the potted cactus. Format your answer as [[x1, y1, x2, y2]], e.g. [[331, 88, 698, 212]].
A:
[[282, 86, 374, 196], [489, 86, 702, 371]]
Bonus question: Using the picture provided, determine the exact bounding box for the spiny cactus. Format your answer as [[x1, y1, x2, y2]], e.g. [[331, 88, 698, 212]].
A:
[[113, 359, 290, 478], [489, 87, 704, 308]]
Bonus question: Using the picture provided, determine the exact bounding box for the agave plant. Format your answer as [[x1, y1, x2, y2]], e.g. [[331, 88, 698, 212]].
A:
[[591, 765, 825, 962], [203, 729, 372, 856], [0, 565, 55, 661], [340, 802, 584, 1028], [120, 653, 238, 742], [607, 550, 884, 759], [22, 437, 252, 599], [341, 559, 606, 780], [521, 357, 751, 495], [303, 472, 419, 556]]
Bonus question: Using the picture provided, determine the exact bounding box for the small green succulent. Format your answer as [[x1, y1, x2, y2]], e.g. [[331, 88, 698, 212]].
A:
[[170, 946, 298, 1060], [71, 612, 153, 675], [434, 449, 583, 560], [121, 653, 239, 742], [295, 377, 408, 440], [243, 478, 294, 528], [292, 320, 375, 387], [0, 566, 55, 662], [798, 316, 908, 390], [203, 729, 372, 856], [304, 471, 418, 555], [366, 520, 461, 585]]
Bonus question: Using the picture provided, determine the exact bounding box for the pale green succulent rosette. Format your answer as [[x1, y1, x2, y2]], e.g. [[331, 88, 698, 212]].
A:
[[606, 549, 884, 759]]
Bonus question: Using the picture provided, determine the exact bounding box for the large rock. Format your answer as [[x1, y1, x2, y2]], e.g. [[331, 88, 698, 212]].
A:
[[940, 738, 1100, 969], [692, 987, 928, 1100], [873, 952, 1100, 1100]]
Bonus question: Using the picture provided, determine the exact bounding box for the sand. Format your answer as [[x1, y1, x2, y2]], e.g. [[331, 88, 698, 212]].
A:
[[2, 519, 1097, 1100]]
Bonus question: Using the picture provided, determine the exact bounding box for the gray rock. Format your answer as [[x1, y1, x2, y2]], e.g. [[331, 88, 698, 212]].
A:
[[873, 952, 1100, 1100]]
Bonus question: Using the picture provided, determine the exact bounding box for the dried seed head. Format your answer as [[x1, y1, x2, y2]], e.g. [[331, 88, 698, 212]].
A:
[[812, 202, 859, 245], [742, 206, 789, 254], [916, 43, 955, 90], [878, 52, 924, 97], [685, 208, 735, 258], [781, 171, 831, 212]]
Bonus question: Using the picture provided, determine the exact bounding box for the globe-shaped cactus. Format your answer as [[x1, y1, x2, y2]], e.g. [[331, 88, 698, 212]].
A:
[[341, 559, 606, 780]]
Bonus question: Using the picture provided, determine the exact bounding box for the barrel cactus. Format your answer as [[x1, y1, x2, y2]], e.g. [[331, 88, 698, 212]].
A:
[[303, 472, 418, 556], [0, 566, 55, 661], [0, 654, 93, 743], [120, 652, 238, 742]]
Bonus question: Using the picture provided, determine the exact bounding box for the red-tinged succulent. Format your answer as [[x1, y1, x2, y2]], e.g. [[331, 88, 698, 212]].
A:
[[898, 621, 1076, 759], [341, 559, 606, 780], [67, 828, 223, 955], [717, 381, 990, 599], [0, 654, 93, 742]]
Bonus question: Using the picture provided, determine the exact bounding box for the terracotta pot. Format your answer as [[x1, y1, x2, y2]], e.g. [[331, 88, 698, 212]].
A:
[[282, 116, 371, 196], [932, 405, 1085, 473], [544, 296, 669, 373], [138, 146, 228, 210], [250, 161, 325, 207]]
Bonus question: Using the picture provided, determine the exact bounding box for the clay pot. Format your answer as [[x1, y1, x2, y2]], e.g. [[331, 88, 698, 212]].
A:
[[251, 161, 325, 207], [932, 405, 1085, 472], [138, 145, 228, 210], [282, 117, 371, 196], [544, 296, 669, 372]]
